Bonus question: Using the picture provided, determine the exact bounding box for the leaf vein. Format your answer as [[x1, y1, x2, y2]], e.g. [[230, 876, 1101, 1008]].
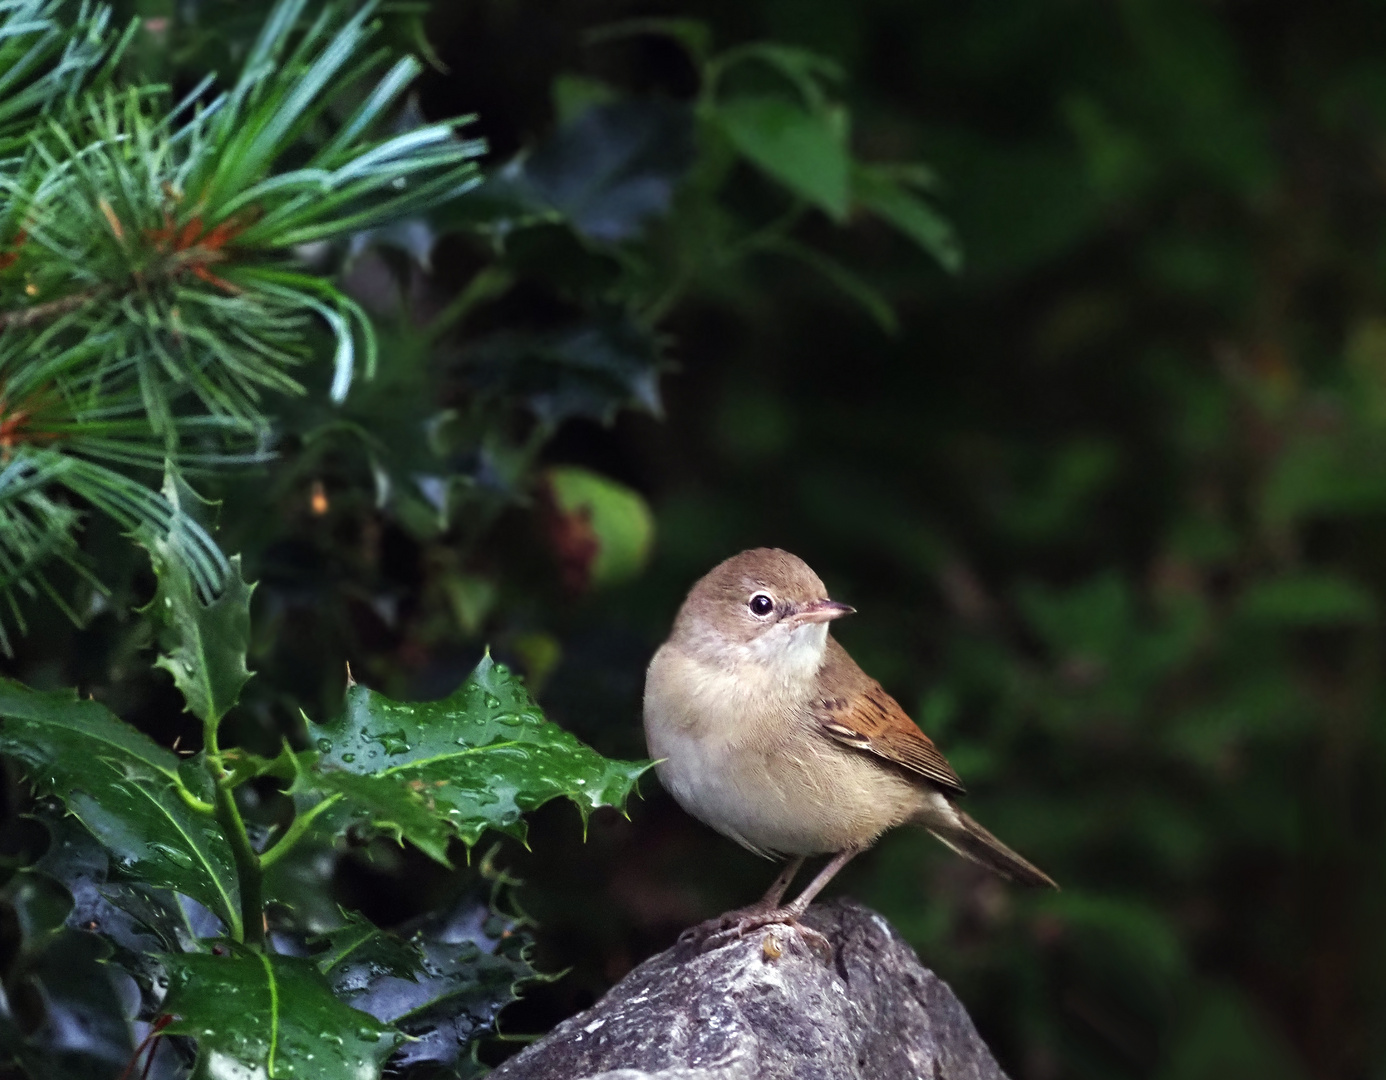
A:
[[259, 950, 280, 1077]]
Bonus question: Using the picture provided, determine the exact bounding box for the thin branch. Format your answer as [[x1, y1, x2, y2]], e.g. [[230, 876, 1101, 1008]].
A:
[[0, 285, 111, 330]]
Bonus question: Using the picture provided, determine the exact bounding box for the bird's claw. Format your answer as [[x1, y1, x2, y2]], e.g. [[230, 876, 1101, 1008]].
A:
[[680, 907, 832, 958]]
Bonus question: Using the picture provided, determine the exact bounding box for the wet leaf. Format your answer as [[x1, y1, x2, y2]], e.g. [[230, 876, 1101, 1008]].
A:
[[0, 921, 144, 1080], [295, 653, 651, 861], [28, 811, 220, 992], [140, 545, 255, 727], [161, 946, 402, 1080], [0, 680, 242, 937], [0, 846, 184, 1080], [314, 900, 536, 1073], [310, 911, 423, 984]]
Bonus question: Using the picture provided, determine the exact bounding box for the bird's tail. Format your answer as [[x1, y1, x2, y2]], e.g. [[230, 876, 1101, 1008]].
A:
[[927, 807, 1058, 889]]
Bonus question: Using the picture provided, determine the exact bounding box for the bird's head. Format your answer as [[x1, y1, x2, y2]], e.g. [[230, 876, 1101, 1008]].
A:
[[671, 548, 854, 680]]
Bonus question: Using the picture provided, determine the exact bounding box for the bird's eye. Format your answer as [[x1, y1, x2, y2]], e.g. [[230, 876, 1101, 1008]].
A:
[[748, 593, 774, 617]]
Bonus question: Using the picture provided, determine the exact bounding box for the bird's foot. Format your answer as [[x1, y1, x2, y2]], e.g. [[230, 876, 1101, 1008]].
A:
[[677, 898, 779, 945], [680, 905, 831, 957]]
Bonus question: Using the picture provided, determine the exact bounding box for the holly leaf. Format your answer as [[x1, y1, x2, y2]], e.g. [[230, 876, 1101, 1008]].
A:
[[311, 911, 424, 984], [141, 543, 255, 727], [0, 679, 242, 937], [0, 914, 144, 1080], [296, 653, 651, 861], [289, 759, 457, 865], [515, 98, 696, 243], [445, 99, 694, 243], [463, 312, 664, 427], [0, 851, 180, 1080], [161, 946, 403, 1080], [314, 900, 536, 1073], [27, 811, 220, 1004]]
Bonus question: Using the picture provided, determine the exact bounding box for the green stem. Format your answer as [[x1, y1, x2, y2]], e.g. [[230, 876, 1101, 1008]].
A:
[[258, 793, 342, 871], [204, 718, 264, 948], [175, 783, 216, 816]]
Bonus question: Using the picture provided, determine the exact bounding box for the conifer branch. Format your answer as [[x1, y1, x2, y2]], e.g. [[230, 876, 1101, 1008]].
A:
[[0, 0, 488, 649]]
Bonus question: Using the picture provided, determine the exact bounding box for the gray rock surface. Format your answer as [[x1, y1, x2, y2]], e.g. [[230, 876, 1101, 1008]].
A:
[[491, 899, 1007, 1080]]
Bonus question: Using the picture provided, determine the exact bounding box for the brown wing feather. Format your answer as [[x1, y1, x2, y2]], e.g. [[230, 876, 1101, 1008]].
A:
[[814, 638, 967, 796]]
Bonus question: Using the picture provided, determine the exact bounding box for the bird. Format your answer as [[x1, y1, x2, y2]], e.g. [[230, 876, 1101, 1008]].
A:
[[643, 547, 1056, 948]]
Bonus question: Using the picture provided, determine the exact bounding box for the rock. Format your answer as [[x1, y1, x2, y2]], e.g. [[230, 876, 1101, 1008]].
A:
[[491, 899, 1007, 1080]]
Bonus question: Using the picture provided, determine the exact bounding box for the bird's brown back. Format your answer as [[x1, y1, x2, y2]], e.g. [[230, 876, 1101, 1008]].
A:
[[812, 637, 967, 796]]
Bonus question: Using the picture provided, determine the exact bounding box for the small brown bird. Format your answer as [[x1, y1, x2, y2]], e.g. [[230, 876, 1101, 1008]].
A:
[[644, 548, 1056, 946]]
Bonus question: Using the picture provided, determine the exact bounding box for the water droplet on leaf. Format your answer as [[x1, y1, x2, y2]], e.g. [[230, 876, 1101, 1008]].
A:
[[151, 843, 195, 868]]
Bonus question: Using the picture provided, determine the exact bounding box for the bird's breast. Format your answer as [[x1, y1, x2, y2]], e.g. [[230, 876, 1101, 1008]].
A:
[[642, 644, 921, 857]]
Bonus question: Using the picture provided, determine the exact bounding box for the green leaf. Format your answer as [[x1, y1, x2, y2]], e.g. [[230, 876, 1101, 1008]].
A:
[[0, 869, 142, 1080], [311, 911, 423, 982], [1237, 573, 1377, 626], [852, 162, 964, 272], [755, 235, 898, 333], [713, 42, 844, 112], [312, 900, 538, 1073], [713, 96, 850, 219], [463, 313, 665, 429], [141, 540, 255, 727], [485, 99, 696, 244], [29, 811, 217, 978], [290, 757, 457, 865], [161, 946, 402, 1080], [0, 679, 242, 937], [544, 466, 656, 587], [552, 73, 620, 124], [297, 653, 651, 860]]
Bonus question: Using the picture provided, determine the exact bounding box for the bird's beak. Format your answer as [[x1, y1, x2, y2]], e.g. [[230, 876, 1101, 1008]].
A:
[[789, 599, 856, 625]]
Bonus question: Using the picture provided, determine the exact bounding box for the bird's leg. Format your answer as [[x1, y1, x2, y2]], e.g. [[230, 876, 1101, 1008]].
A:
[[695, 847, 863, 954], [758, 856, 805, 908], [779, 847, 859, 917], [678, 858, 804, 944]]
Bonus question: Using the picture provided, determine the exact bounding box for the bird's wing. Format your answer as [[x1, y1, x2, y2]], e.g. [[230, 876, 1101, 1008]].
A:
[[813, 637, 967, 796]]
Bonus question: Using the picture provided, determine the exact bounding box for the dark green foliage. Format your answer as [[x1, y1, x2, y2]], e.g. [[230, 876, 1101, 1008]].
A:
[[0, 514, 638, 1075], [498, 100, 696, 243], [463, 315, 665, 429], [0, 870, 144, 1080], [160, 946, 403, 1078], [0, 2, 732, 1073], [314, 902, 537, 1074], [0, 679, 243, 934]]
